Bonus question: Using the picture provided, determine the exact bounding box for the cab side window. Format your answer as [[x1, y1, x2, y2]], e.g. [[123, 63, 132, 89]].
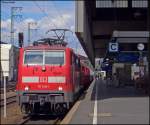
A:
[[72, 54, 81, 69]]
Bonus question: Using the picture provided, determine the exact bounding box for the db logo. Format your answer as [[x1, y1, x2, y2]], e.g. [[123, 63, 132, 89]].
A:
[[39, 77, 47, 83]]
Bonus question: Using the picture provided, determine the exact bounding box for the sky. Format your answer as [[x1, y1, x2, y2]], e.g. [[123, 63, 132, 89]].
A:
[[1, 0, 87, 56]]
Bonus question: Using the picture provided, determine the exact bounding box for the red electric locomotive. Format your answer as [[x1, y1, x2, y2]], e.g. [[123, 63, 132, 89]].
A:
[[16, 38, 82, 114]]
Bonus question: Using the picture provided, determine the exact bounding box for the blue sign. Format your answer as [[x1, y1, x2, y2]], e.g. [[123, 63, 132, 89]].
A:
[[117, 53, 139, 63], [109, 42, 119, 52]]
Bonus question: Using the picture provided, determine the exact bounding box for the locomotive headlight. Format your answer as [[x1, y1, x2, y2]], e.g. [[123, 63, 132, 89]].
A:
[[42, 66, 46, 72], [25, 86, 29, 91], [58, 86, 63, 91]]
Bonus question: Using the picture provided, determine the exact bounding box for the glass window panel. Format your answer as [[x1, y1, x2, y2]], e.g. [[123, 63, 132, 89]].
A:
[[24, 51, 43, 65], [132, 0, 148, 8], [96, 0, 128, 8], [45, 51, 64, 65]]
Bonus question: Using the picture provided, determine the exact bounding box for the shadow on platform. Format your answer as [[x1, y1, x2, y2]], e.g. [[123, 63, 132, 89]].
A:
[[91, 79, 149, 101]]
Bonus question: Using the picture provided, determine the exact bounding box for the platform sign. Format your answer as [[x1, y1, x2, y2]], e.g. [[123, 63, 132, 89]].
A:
[[117, 53, 139, 63], [109, 42, 118, 52]]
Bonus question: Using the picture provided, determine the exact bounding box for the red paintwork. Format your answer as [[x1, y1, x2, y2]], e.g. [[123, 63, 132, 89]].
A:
[[80, 63, 91, 88], [16, 44, 81, 94]]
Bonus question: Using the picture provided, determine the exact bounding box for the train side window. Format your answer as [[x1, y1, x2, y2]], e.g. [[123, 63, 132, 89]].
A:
[[72, 54, 80, 68], [75, 57, 78, 66], [75, 58, 80, 69], [78, 59, 81, 68], [76, 58, 78, 65], [74, 55, 77, 65]]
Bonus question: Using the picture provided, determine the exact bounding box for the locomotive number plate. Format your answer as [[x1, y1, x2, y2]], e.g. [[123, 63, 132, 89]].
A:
[[39, 77, 47, 83], [37, 85, 49, 89]]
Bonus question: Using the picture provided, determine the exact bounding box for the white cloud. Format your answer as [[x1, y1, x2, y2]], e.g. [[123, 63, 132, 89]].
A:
[[37, 12, 73, 32], [23, 18, 35, 24], [1, 7, 77, 48], [1, 31, 10, 43], [1, 2, 81, 52], [1, 19, 11, 29], [1, 18, 35, 46]]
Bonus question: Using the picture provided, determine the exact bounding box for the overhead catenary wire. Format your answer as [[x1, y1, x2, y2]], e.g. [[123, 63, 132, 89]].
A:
[[48, 1, 76, 48], [34, 1, 77, 48], [33, 1, 58, 30], [33, 1, 65, 42], [34, 2, 71, 44], [2, 1, 79, 51], [3, 5, 23, 46], [20, 16, 44, 41], [33, 1, 84, 55], [1, 3, 41, 46], [51, 1, 81, 54]]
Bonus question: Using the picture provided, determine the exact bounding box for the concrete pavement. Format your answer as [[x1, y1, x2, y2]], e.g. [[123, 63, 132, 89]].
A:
[[68, 79, 149, 124]]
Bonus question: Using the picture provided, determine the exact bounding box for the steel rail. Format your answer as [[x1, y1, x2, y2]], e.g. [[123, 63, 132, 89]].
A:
[[0, 95, 16, 107]]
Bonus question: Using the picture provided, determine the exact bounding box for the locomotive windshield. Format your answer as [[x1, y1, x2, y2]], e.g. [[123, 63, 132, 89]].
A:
[[24, 50, 64, 65], [45, 51, 64, 65], [24, 51, 43, 65]]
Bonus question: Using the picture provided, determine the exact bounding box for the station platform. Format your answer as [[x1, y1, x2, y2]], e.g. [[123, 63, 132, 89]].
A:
[[62, 79, 149, 124]]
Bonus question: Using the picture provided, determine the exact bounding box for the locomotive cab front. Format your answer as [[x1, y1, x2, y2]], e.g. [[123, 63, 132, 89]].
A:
[[16, 45, 74, 114]]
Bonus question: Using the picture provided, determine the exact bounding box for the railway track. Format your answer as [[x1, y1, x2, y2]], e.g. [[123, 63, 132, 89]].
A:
[[7, 86, 16, 92], [0, 81, 16, 93], [0, 95, 16, 107], [0, 86, 16, 93], [17, 90, 86, 125], [18, 115, 63, 125]]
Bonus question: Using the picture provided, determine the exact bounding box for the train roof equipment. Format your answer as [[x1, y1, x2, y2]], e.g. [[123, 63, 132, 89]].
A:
[[33, 38, 68, 47], [33, 28, 73, 47]]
